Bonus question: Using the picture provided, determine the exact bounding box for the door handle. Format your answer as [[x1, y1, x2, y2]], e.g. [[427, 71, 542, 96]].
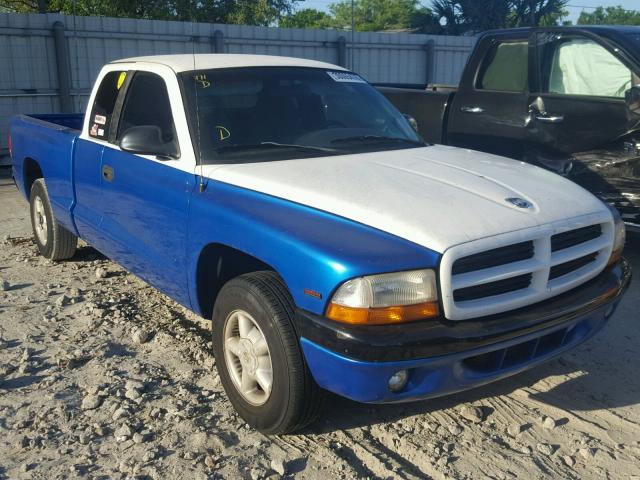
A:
[[460, 106, 484, 114], [535, 114, 564, 124], [102, 165, 114, 182]]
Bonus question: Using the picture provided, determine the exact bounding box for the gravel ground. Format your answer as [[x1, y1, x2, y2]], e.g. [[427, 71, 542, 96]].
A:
[[1, 166, 640, 480]]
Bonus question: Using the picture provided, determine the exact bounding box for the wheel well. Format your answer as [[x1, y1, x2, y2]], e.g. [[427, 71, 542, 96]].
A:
[[23, 158, 43, 195], [196, 244, 275, 319]]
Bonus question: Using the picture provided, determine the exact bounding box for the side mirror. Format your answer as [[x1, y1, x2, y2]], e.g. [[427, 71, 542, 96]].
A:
[[403, 113, 419, 132], [119, 125, 179, 159], [625, 85, 640, 114]]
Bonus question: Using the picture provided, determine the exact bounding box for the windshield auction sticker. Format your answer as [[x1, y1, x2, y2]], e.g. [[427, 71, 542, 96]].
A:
[[326, 71, 366, 83]]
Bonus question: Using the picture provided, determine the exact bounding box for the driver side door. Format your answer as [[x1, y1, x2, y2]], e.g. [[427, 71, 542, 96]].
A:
[[98, 69, 196, 308]]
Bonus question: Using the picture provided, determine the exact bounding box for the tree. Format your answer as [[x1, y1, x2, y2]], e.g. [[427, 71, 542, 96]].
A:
[[431, 0, 568, 34], [330, 0, 436, 32], [280, 8, 334, 28], [0, 0, 299, 25], [577, 6, 640, 25]]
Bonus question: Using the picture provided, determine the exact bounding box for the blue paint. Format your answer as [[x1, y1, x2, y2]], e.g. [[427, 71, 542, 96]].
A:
[[10, 114, 81, 235], [96, 147, 195, 308], [7, 108, 627, 408], [300, 300, 618, 403], [10, 114, 440, 316], [186, 178, 440, 314]]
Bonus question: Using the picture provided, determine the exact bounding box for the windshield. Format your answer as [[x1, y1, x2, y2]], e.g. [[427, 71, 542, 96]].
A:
[[625, 32, 640, 51], [179, 67, 424, 164]]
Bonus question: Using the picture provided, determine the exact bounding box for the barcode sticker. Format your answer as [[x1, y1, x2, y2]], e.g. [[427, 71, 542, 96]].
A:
[[326, 71, 366, 83]]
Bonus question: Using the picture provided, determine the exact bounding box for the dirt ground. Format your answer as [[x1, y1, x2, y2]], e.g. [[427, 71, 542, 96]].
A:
[[1, 166, 639, 480]]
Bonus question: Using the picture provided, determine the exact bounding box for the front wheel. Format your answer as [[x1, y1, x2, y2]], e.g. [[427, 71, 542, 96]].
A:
[[29, 178, 77, 260], [212, 271, 324, 434]]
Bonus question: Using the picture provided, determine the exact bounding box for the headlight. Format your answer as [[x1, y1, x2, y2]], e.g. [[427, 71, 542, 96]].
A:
[[326, 269, 439, 325], [608, 205, 626, 266]]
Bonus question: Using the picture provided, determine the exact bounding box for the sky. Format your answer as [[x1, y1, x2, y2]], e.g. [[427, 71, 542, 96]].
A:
[[300, 0, 639, 24]]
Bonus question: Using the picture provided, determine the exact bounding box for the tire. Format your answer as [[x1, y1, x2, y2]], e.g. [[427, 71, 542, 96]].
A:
[[29, 178, 78, 261], [212, 271, 325, 434]]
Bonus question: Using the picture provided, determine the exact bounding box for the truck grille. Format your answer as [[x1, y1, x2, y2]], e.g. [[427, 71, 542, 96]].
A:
[[453, 273, 532, 302], [439, 214, 614, 320], [452, 241, 534, 275]]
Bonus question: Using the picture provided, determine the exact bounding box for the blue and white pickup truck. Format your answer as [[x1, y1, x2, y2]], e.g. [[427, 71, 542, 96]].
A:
[[9, 54, 631, 434]]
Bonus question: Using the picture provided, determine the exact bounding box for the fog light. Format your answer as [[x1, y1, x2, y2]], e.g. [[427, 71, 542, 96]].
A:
[[388, 370, 409, 392]]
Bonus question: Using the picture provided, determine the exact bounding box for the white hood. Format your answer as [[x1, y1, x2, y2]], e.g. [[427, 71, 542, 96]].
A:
[[202, 145, 608, 253]]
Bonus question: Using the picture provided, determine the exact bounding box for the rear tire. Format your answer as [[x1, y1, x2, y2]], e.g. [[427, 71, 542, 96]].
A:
[[212, 271, 325, 434], [29, 178, 77, 261]]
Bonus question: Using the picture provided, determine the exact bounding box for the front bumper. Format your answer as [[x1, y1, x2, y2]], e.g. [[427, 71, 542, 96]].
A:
[[296, 259, 631, 403]]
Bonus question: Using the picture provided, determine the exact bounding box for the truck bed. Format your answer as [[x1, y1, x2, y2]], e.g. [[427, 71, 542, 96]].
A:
[[25, 113, 84, 131], [377, 87, 453, 145], [10, 113, 85, 235]]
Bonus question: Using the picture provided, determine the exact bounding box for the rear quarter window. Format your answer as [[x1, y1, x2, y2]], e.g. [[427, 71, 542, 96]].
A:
[[88, 71, 127, 140], [477, 41, 529, 92]]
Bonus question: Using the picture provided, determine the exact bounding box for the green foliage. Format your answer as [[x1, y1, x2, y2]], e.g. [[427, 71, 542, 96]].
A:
[[330, 0, 431, 32], [0, 0, 299, 25], [577, 6, 640, 26], [431, 0, 568, 34], [279, 0, 440, 32], [279, 8, 334, 28]]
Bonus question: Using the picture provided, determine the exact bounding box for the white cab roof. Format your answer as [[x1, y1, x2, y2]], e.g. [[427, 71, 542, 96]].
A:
[[111, 54, 346, 73]]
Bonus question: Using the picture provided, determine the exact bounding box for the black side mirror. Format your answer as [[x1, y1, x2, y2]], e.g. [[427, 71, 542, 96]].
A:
[[625, 85, 640, 114], [119, 125, 179, 159], [403, 113, 419, 132]]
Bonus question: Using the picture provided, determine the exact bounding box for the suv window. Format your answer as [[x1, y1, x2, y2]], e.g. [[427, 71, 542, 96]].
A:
[[540, 35, 633, 98], [88, 70, 127, 140], [117, 71, 177, 145], [478, 41, 528, 92]]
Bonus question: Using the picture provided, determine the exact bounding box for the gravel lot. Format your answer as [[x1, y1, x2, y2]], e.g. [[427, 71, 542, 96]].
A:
[[1, 166, 639, 480]]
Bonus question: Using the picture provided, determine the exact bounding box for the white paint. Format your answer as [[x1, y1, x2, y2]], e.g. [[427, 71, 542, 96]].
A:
[[79, 56, 614, 319], [79, 62, 198, 171], [439, 213, 613, 320], [111, 54, 347, 74], [202, 145, 611, 255]]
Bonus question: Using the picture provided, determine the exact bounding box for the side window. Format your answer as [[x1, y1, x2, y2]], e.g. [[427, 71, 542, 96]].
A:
[[117, 71, 177, 144], [88, 70, 127, 139], [478, 41, 528, 92], [540, 36, 633, 98]]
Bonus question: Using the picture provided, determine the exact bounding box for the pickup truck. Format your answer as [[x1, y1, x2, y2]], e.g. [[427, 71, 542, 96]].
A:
[[9, 54, 631, 434], [380, 26, 640, 231]]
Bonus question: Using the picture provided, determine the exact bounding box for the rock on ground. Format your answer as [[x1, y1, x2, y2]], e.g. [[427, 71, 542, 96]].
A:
[[1, 168, 640, 480]]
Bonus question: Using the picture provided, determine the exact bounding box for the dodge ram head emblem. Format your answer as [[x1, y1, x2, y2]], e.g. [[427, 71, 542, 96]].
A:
[[506, 197, 532, 209]]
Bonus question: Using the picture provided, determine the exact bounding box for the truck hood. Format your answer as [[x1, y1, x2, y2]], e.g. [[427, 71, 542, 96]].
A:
[[203, 145, 609, 253]]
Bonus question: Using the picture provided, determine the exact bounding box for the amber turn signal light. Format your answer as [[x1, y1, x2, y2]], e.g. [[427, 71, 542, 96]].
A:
[[326, 301, 439, 325]]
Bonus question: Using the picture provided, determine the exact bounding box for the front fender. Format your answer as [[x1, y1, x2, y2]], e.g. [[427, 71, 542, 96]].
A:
[[187, 179, 440, 315]]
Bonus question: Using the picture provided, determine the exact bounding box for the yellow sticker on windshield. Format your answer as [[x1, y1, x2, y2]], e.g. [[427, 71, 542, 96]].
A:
[[117, 72, 127, 90]]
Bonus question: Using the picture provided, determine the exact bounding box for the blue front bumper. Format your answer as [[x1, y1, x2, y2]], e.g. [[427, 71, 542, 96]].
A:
[[300, 299, 621, 403]]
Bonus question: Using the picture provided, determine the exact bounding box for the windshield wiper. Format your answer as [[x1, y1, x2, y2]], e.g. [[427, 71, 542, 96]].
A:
[[216, 142, 340, 154], [331, 135, 424, 146]]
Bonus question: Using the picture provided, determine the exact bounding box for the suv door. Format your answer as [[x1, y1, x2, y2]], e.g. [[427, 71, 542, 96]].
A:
[[528, 30, 639, 159], [447, 32, 532, 159], [98, 69, 195, 307]]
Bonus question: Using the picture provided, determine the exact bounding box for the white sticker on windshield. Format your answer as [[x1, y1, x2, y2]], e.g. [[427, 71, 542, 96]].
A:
[[326, 71, 366, 83]]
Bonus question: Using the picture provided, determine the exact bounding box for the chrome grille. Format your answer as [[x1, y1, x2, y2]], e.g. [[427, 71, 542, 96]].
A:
[[440, 214, 614, 320]]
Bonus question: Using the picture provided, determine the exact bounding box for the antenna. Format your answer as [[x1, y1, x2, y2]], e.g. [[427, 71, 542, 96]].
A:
[[190, 1, 206, 193]]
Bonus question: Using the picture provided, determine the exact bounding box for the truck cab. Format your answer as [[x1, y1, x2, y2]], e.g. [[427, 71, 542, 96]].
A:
[[9, 54, 631, 434], [381, 26, 640, 230]]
